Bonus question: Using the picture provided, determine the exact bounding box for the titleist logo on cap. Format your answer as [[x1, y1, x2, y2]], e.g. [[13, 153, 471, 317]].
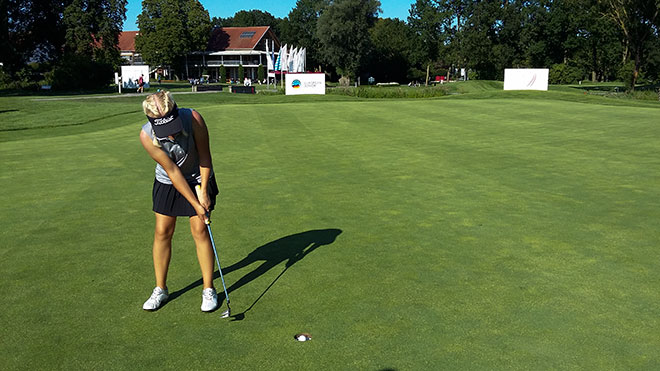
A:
[[152, 114, 176, 126], [149, 104, 179, 125]]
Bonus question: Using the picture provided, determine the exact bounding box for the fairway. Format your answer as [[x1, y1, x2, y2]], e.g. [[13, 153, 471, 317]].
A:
[[2, 88, 660, 369]]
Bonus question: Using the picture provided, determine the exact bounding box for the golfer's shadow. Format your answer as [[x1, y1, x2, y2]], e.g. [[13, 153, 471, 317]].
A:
[[168, 228, 342, 317]]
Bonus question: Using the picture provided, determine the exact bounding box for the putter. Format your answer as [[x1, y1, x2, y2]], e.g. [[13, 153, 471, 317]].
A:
[[196, 186, 231, 318]]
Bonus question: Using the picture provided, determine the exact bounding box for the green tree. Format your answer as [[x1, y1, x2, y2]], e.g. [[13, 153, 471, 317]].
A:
[[442, 0, 583, 81], [238, 64, 244, 81], [213, 10, 282, 35], [3, 0, 127, 89], [408, 0, 444, 83], [435, 0, 470, 80], [183, 0, 212, 52], [0, 0, 8, 74], [603, 0, 659, 89], [234, 10, 278, 28], [279, 0, 330, 71], [210, 16, 229, 27], [368, 18, 415, 82], [455, 1, 499, 79], [62, 0, 127, 67], [516, 0, 583, 69], [567, 0, 622, 82], [136, 0, 188, 67], [642, 32, 660, 82], [42, 0, 127, 89], [136, 0, 211, 76], [258, 64, 265, 82], [3, 0, 68, 77], [317, 0, 381, 82]]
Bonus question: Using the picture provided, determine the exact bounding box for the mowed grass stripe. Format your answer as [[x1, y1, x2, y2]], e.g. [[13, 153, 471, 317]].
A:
[[1, 95, 660, 369]]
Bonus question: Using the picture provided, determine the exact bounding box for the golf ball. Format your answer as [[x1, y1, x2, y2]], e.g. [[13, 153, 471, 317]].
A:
[[294, 333, 311, 342]]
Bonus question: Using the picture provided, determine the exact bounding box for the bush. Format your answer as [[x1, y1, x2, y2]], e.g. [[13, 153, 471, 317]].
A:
[[0, 63, 49, 90], [0, 70, 32, 90], [219, 65, 226, 82], [328, 86, 447, 99], [258, 87, 285, 95], [617, 60, 639, 89], [0, 69, 11, 87], [238, 64, 244, 82], [549, 63, 583, 84], [258, 64, 265, 82], [626, 89, 658, 101], [0, 79, 40, 91]]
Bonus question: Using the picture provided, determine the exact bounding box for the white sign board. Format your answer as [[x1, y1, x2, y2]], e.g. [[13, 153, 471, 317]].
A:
[[285, 73, 325, 95], [121, 65, 150, 89], [503, 68, 549, 91]]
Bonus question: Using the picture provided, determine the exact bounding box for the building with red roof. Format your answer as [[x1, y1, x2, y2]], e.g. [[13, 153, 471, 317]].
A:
[[196, 26, 280, 82], [118, 26, 280, 82], [118, 31, 142, 65]]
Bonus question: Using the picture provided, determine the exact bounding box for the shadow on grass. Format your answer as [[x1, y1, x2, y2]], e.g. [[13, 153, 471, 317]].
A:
[[168, 228, 343, 318]]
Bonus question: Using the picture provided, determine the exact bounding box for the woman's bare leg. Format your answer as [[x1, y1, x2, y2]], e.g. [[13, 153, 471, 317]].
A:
[[189, 216, 215, 289], [153, 213, 176, 289]]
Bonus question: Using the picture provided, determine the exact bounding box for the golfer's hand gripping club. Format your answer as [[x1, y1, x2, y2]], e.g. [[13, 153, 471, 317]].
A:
[[194, 185, 211, 224]]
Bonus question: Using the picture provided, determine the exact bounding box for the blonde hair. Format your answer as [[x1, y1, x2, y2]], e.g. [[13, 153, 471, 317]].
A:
[[143, 90, 176, 118], [142, 91, 186, 146]]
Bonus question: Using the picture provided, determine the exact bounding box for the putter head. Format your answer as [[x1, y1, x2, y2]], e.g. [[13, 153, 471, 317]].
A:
[[220, 309, 230, 318]]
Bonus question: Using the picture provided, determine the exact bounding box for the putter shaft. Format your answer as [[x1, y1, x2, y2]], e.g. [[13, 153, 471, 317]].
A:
[[206, 223, 231, 311]]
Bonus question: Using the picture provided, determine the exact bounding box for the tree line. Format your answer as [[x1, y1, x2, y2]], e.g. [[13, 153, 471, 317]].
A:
[[2, 0, 128, 90], [3, 0, 659, 90], [280, 0, 659, 90]]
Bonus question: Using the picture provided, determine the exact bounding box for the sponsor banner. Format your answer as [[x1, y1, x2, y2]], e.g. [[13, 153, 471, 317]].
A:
[[503, 68, 549, 91], [285, 73, 325, 95], [121, 65, 150, 89]]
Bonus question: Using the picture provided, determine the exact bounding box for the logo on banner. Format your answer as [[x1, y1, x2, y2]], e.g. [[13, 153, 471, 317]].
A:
[[527, 74, 537, 88], [292, 79, 301, 89]]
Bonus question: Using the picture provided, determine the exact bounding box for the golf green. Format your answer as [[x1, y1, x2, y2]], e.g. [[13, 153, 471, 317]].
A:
[[1, 87, 660, 369]]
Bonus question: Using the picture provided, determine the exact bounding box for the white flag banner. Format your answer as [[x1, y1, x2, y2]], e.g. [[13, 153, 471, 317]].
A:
[[266, 42, 274, 71], [293, 49, 302, 72], [281, 44, 289, 72], [289, 47, 298, 72], [299, 48, 306, 72], [289, 48, 296, 72], [296, 48, 303, 72], [274, 46, 282, 70]]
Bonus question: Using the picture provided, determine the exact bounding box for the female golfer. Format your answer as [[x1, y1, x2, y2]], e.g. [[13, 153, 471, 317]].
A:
[[139, 91, 219, 312]]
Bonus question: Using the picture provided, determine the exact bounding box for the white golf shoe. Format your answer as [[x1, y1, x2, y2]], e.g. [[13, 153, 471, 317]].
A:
[[201, 288, 218, 312], [143, 286, 168, 311]]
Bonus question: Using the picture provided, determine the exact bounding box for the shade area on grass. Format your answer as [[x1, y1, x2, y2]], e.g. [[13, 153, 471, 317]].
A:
[[2, 86, 660, 369]]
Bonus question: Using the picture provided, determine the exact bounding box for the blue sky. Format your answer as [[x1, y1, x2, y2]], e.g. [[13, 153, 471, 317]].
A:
[[123, 0, 415, 31]]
